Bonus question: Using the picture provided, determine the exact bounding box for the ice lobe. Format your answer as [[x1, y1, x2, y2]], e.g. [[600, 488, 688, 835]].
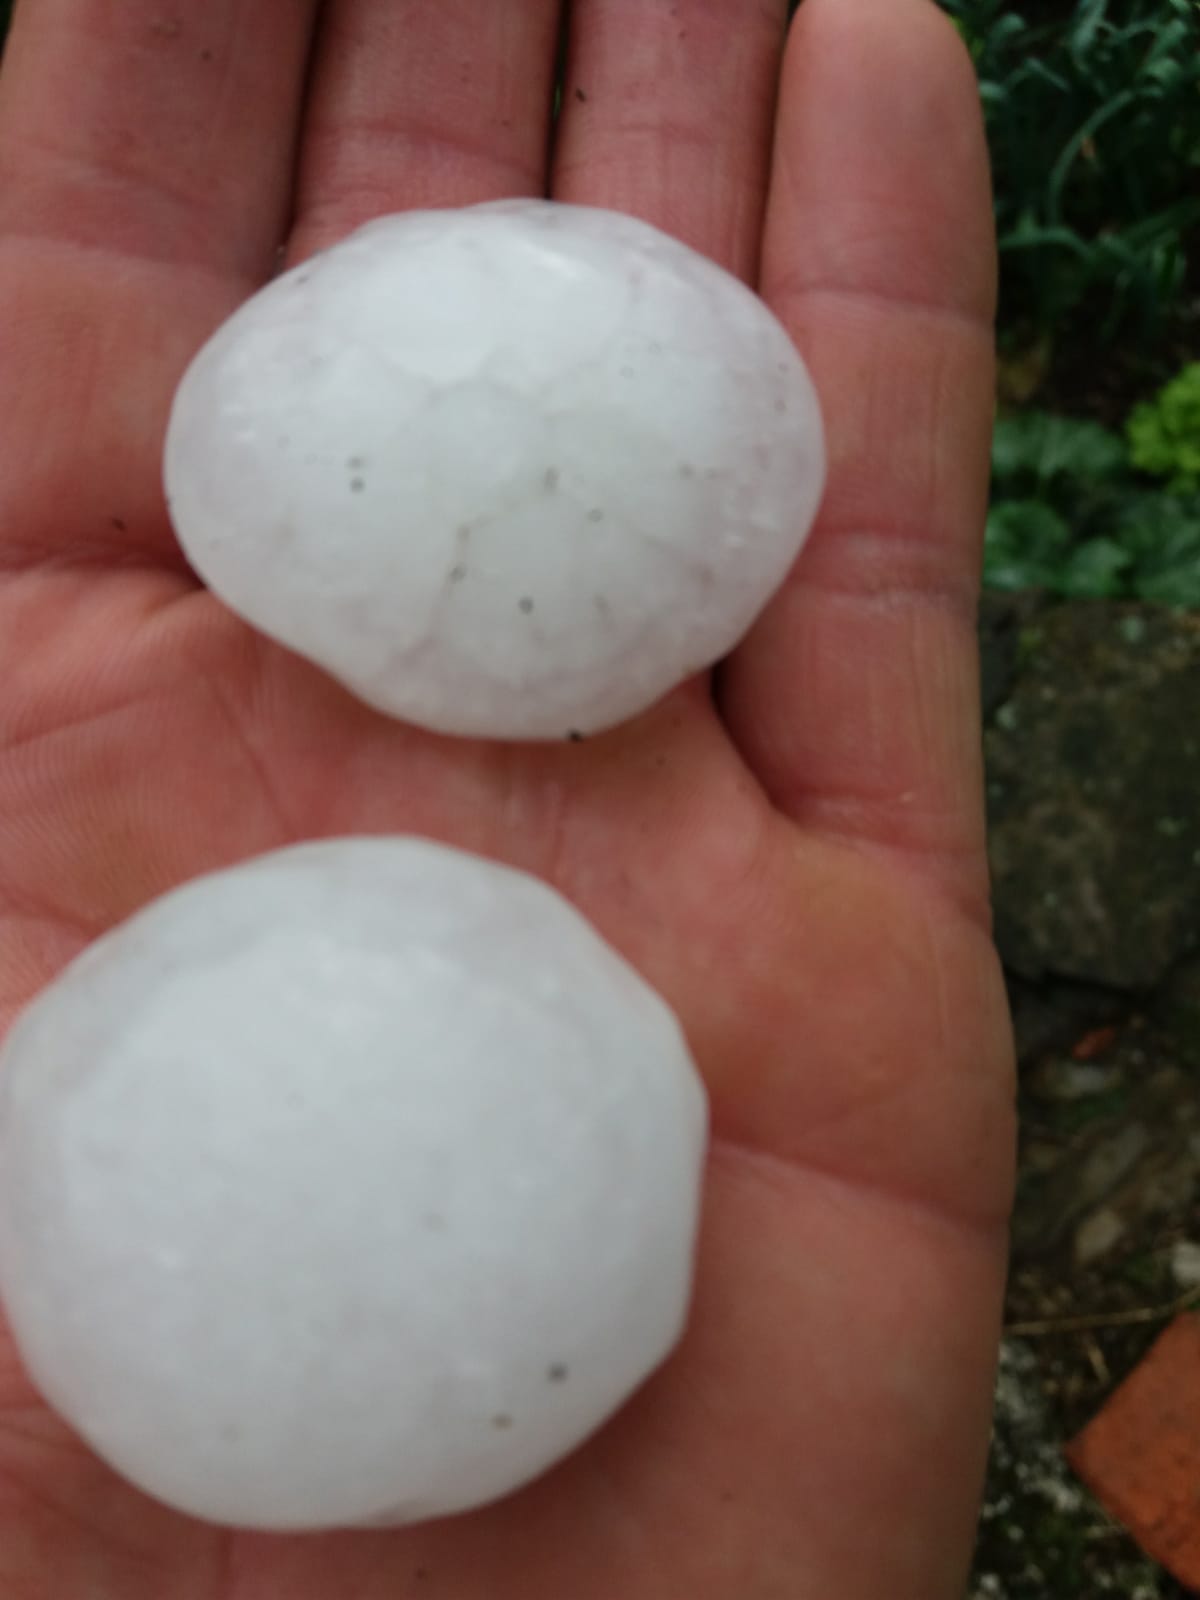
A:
[[0, 837, 707, 1529], [164, 200, 825, 739]]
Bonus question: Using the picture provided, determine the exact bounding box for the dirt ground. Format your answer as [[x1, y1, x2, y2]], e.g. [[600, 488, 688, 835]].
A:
[[970, 1015, 1200, 1597], [969, 597, 1200, 1598]]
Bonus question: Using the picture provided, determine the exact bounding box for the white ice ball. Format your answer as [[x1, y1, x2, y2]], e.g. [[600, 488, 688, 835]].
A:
[[164, 200, 825, 740], [0, 838, 707, 1530]]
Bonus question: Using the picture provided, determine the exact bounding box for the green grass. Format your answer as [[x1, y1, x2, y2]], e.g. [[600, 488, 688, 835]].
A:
[[943, 0, 1200, 355]]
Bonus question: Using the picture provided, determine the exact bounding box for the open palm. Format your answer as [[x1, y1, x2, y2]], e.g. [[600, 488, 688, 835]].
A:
[[0, 0, 1014, 1595]]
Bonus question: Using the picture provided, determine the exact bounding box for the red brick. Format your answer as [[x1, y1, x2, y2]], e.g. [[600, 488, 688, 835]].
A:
[[1065, 1313, 1200, 1588]]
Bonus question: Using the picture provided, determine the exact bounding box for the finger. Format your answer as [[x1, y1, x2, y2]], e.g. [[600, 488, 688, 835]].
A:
[[0, 0, 316, 277], [552, 0, 788, 281], [288, 0, 562, 261], [0, 1, 318, 570], [719, 0, 997, 912]]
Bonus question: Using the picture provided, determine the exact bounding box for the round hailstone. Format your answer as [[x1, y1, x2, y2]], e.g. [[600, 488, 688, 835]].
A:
[[0, 838, 707, 1531], [163, 200, 825, 740]]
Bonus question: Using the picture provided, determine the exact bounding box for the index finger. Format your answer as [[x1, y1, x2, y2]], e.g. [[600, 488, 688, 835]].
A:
[[720, 0, 997, 916], [0, 0, 318, 570]]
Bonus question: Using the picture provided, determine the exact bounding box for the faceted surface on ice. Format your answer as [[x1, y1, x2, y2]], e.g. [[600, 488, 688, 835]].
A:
[[164, 200, 825, 739], [0, 838, 708, 1530]]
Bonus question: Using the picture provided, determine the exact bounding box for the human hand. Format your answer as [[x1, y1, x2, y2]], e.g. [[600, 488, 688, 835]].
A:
[[0, 0, 1014, 1595]]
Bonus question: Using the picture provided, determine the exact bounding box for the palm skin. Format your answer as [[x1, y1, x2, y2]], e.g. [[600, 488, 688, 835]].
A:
[[0, 0, 1015, 1596]]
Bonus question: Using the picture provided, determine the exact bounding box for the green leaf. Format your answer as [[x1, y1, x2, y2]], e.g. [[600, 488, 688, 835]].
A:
[[1015, 57, 1070, 93], [1112, 489, 1200, 605], [1126, 363, 1200, 492], [1141, 19, 1189, 82], [991, 412, 1128, 488], [984, 500, 1074, 589], [1135, 557, 1200, 608], [999, 222, 1092, 259], [976, 0, 1200, 351], [1047, 89, 1139, 224], [1112, 489, 1200, 561], [1068, 0, 1109, 63], [1061, 538, 1133, 597], [990, 15, 1029, 49], [990, 415, 1046, 481]]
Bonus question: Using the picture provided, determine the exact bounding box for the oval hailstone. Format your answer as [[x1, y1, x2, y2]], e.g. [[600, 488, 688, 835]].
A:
[[0, 838, 707, 1530], [164, 200, 825, 739]]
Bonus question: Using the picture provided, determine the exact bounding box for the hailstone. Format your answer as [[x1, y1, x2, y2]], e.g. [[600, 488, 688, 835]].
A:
[[164, 199, 825, 739], [0, 838, 707, 1530]]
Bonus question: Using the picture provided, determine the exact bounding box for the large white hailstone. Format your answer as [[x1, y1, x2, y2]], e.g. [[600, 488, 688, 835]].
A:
[[164, 200, 825, 740], [0, 838, 707, 1531]]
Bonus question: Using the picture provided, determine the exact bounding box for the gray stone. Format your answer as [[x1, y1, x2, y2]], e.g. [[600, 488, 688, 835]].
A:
[[978, 590, 1048, 724], [1149, 952, 1200, 1069], [985, 602, 1200, 989], [1004, 971, 1126, 1072], [1011, 1063, 1200, 1262]]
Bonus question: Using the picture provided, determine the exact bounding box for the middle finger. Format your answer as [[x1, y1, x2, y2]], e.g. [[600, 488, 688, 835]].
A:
[[289, 0, 562, 261]]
